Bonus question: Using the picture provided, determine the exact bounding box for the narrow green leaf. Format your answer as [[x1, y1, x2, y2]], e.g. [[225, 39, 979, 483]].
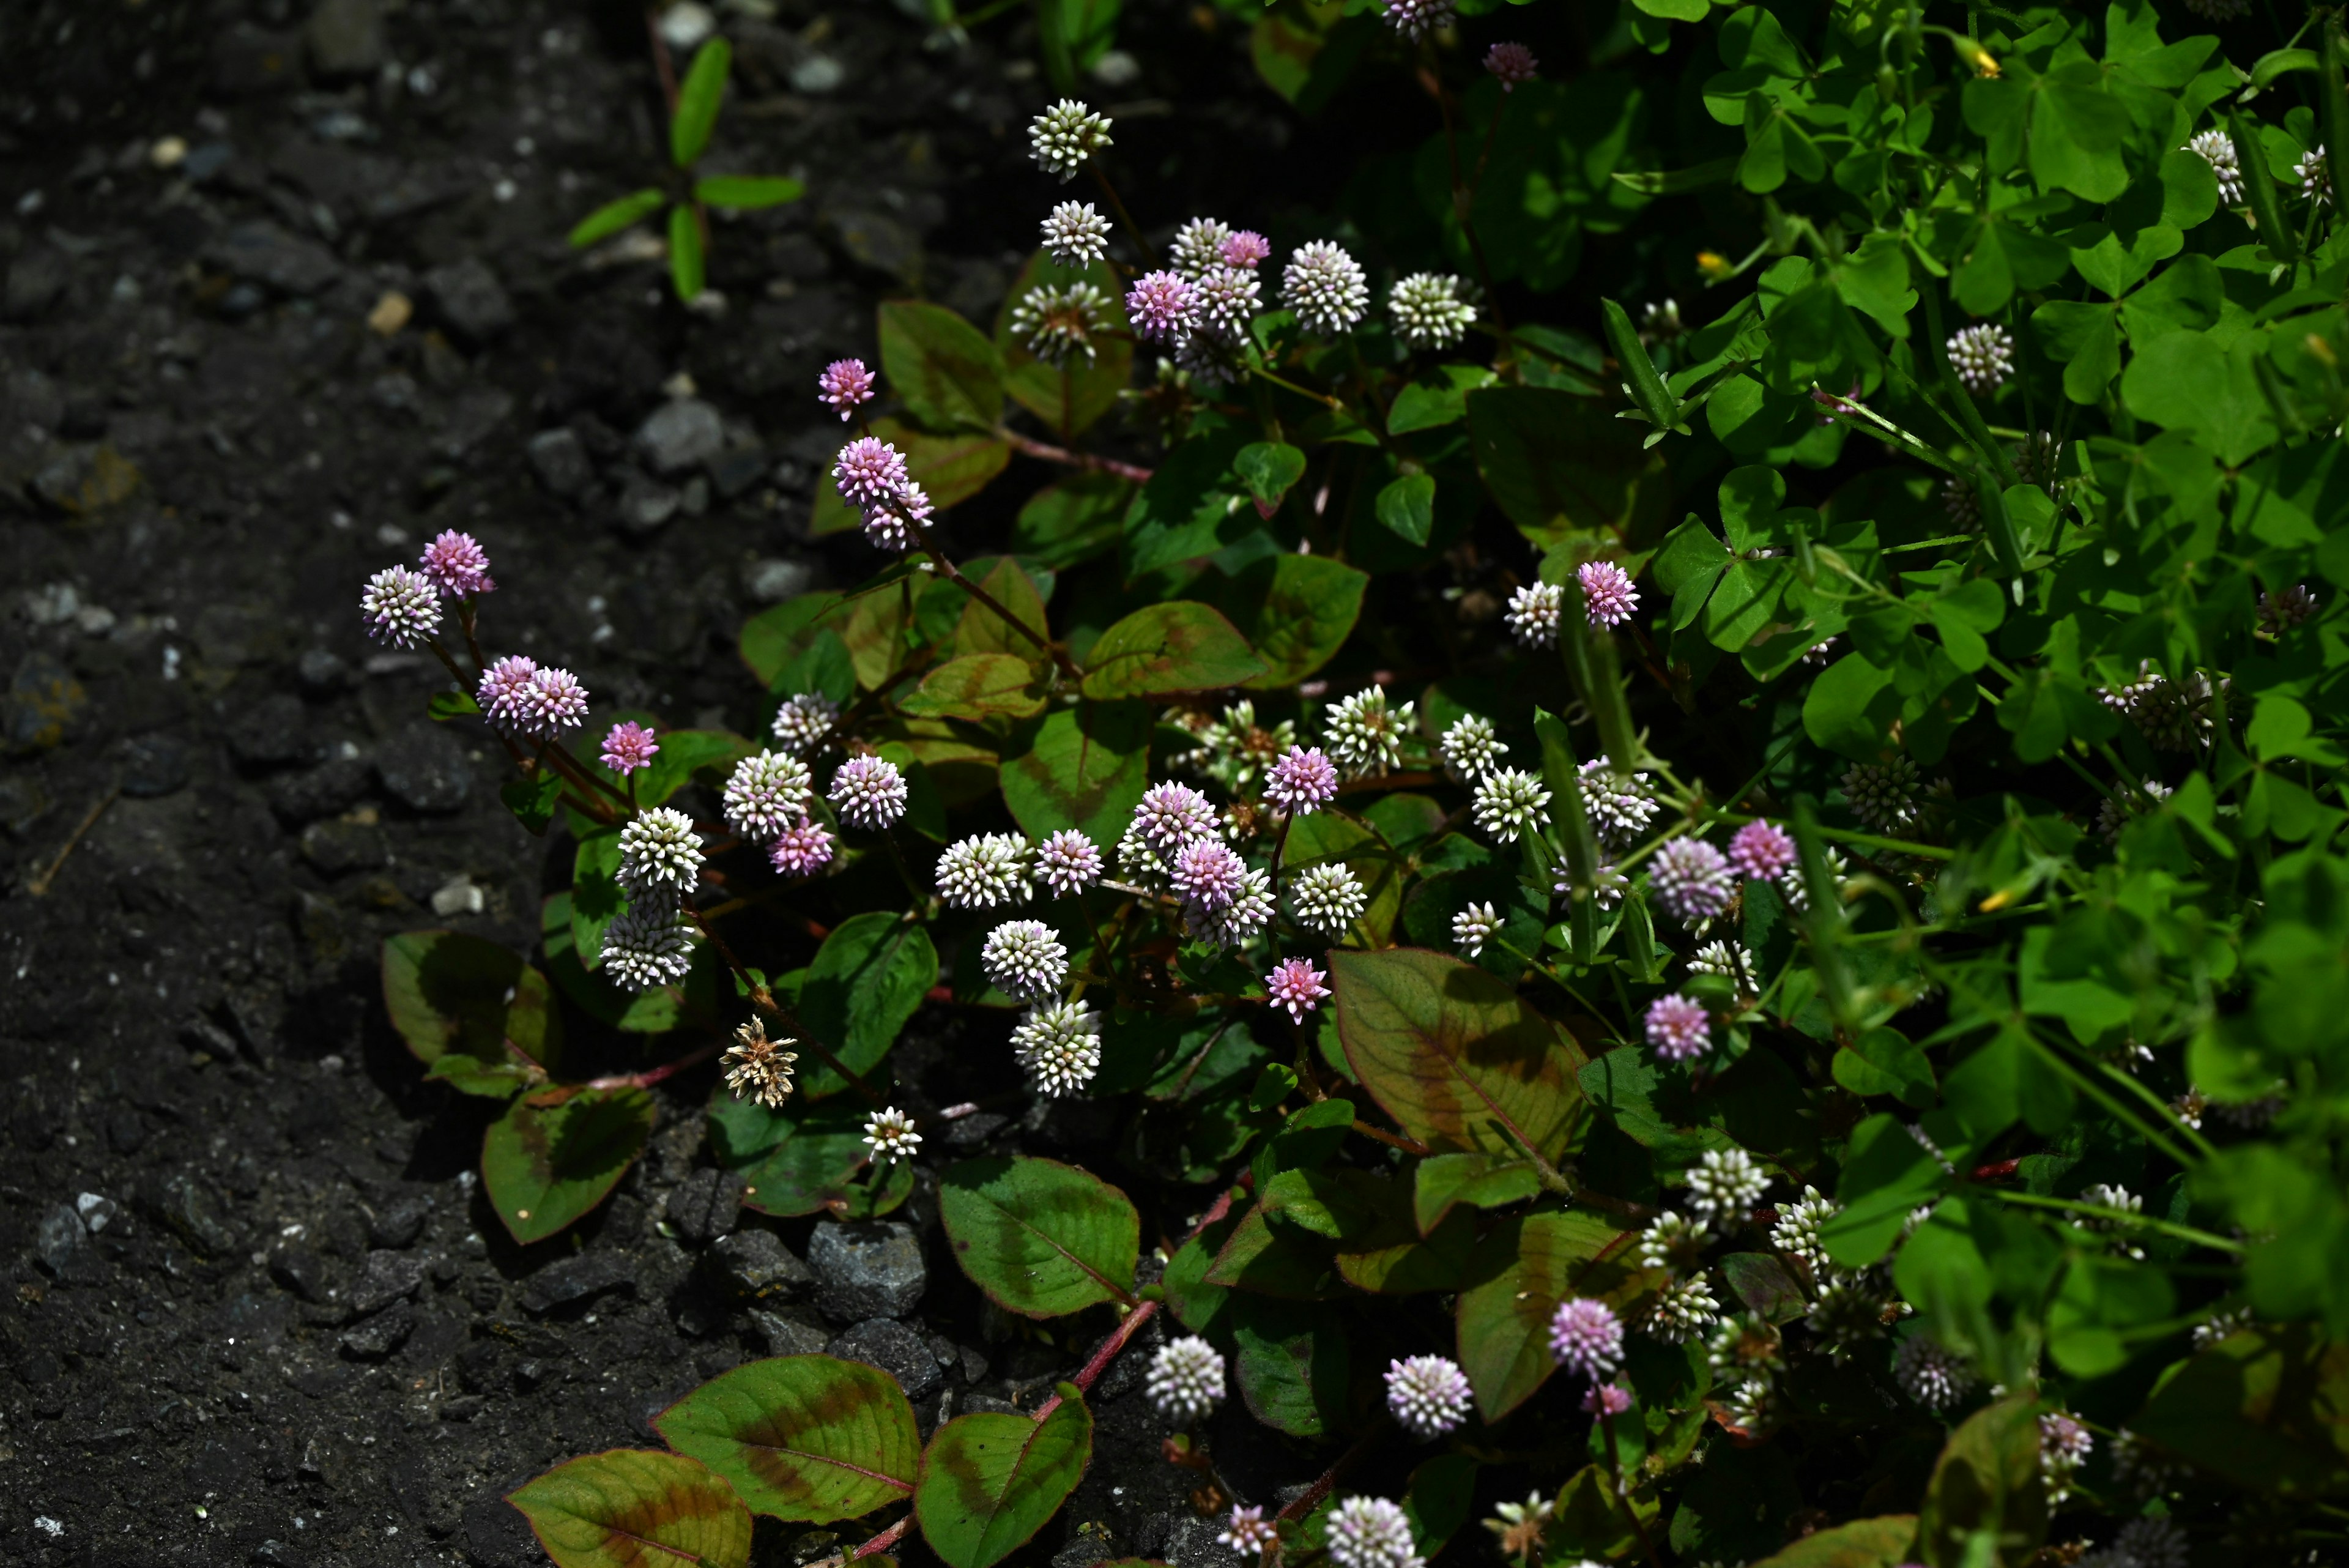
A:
[[692, 174, 805, 209], [567, 188, 666, 248], [654, 1355, 919, 1523], [671, 38, 733, 168], [915, 1396, 1093, 1568], [509, 1449, 752, 1568], [1601, 296, 1679, 429], [1609, 155, 1740, 195], [669, 203, 705, 300], [939, 1156, 1139, 1317]]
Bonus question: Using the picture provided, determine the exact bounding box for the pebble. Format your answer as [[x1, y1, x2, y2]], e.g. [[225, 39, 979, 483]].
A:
[[203, 221, 344, 297], [270, 1247, 332, 1302], [744, 557, 814, 604], [228, 692, 313, 767], [300, 817, 388, 876], [114, 732, 190, 798], [35, 1204, 81, 1275], [5, 651, 86, 754], [519, 1251, 636, 1315], [423, 258, 514, 346], [305, 0, 386, 78], [709, 1227, 814, 1300], [266, 756, 373, 823], [296, 648, 352, 696], [664, 1168, 744, 1245], [2, 247, 70, 321], [748, 1310, 831, 1358], [634, 398, 724, 475], [429, 875, 484, 916], [369, 1192, 431, 1249], [374, 722, 471, 814], [825, 1318, 941, 1401], [346, 1248, 427, 1317], [152, 1173, 238, 1256], [76, 1192, 120, 1233], [339, 1302, 417, 1359], [617, 474, 681, 535], [807, 1221, 926, 1321], [527, 428, 593, 497]]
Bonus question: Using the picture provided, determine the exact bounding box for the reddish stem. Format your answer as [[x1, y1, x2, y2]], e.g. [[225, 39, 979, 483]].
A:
[[848, 1515, 910, 1562], [995, 425, 1156, 485], [582, 1039, 723, 1093], [1970, 1157, 2022, 1181], [1275, 1423, 1387, 1523]]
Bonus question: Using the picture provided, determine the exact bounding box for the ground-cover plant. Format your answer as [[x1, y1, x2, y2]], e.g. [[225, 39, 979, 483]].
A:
[[372, 1, 2349, 1564]]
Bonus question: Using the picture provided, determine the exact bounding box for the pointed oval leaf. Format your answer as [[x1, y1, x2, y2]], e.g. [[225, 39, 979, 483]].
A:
[[1914, 1394, 2047, 1568], [880, 300, 1006, 434], [668, 203, 705, 300], [1230, 1294, 1350, 1436], [693, 174, 805, 209], [711, 1091, 915, 1219], [940, 1156, 1138, 1317], [654, 1355, 919, 1523], [1078, 603, 1267, 699], [670, 38, 732, 168], [1209, 552, 1367, 691], [508, 1448, 751, 1568], [1747, 1515, 1918, 1568], [1000, 700, 1151, 845], [798, 913, 938, 1099], [382, 931, 560, 1069], [915, 1396, 1093, 1568], [484, 1087, 657, 1245], [1455, 1209, 1647, 1419], [1330, 948, 1587, 1159], [900, 653, 1047, 722]]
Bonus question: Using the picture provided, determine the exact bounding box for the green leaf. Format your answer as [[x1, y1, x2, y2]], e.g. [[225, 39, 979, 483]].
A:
[[501, 769, 563, 835], [1389, 365, 1499, 434], [915, 1396, 1093, 1568], [1079, 603, 1267, 699], [2028, 300, 2122, 404], [1413, 1152, 1542, 1235], [939, 1156, 1138, 1317], [653, 1355, 919, 1523], [1209, 552, 1367, 691], [508, 1450, 751, 1568], [880, 301, 1006, 435], [900, 653, 1047, 722], [1285, 810, 1407, 947], [798, 913, 938, 1099], [484, 1088, 657, 1246], [1466, 387, 1666, 548], [1012, 474, 1132, 568], [1330, 948, 1587, 1160], [692, 174, 804, 209], [670, 39, 732, 168], [1455, 1210, 1644, 1419], [1120, 422, 1261, 577], [1234, 442, 1307, 512], [425, 1052, 542, 1099], [1745, 1516, 1919, 1568], [1230, 1295, 1351, 1436], [2121, 331, 2279, 467], [1000, 700, 1151, 846], [713, 1093, 915, 1220], [1821, 1112, 1950, 1268], [2130, 1323, 2349, 1495], [668, 204, 705, 301], [1719, 1252, 1809, 1324], [631, 728, 757, 810], [568, 188, 666, 248], [1609, 155, 1740, 195], [381, 931, 560, 1070], [1913, 1395, 2047, 1568], [995, 251, 1132, 439], [1800, 651, 1899, 762], [543, 891, 696, 1035], [1375, 474, 1436, 545]]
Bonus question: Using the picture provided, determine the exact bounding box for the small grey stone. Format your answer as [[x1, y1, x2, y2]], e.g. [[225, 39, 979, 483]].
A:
[[299, 817, 387, 876], [3, 247, 70, 322], [1052, 1537, 1116, 1568], [76, 1192, 120, 1233], [744, 557, 814, 604], [749, 1310, 833, 1358], [305, 0, 385, 77], [204, 221, 344, 296], [527, 428, 593, 497], [114, 733, 190, 798], [520, 1251, 636, 1315], [634, 398, 725, 475], [295, 648, 351, 696], [617, 474, 681, 535], [826, 1317, 941, 1401], [34, 1203, 80, 1275], [438, 386, 514, 457], [665, 1168, 744, 1246], [229, 692, 313, 767], [347, 1248, 427, 1317], [807, 1221, 926, 1321], [680, 475, 710, 516], [374, 722, 471, 814], [708, 445, 770, 499], [154, 1174, 238, 1255], [438, 1394, 485, 1422], [369, 1192, 431, 1249], [339, 1302, 416, 1359], [710, 1227, 814, 1300], [423, 258, 514, 346], [270, 1247, 332, 1302], [265, 756, 372, 823]]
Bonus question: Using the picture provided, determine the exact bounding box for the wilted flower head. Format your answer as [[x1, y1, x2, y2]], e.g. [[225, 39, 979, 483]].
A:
[[1453, 901, 1501, 958], [982, 918, 1069, 1001], [863, 1106, 922, 1164], [2099, 1517, 2189, 1568], [771, 691, 839, 754], [360, 565, 440, 649], [1282, 240, 1370, 336], [1012, 1001, 1100, 1096], [1146, 1336, 1225, 1423], [1324, 1496, 1419, 1568], [1293, 861, 1368, 935], [1484, 1494, 1553, 1564], [1473, 768, 1552, 843], [1504, 582, 1564, 648], [1126, 270, 1201, 343], [768, 817, 836, 878], [1265, 746, 1341, 814], [618, 806, 703, 896], [1894, 1335, 1976, 1412], [723, 751, 815, 844], [1385, 1354, 1472, 1439], [601, 721, 659, 776], [1649, 836, 1737, 926], [834, 436, 910, 509], [1012, 282, 1115, 367], [1265, 957, 1330, 1020], [1324, 686, 1414, 778], [602, 901, 697, 993], [1389, 272, 1475, 350], [1029, 98, 1113, 180], [817, 358, 876, 421], [1576, 561, 1640, 628], [1039, 200, 1112, 268], [1548, 1296, 1625, 1378], [1644, 993, 1711, 1064], [828, 754, 908, 831], [1170, 217, 1237, 279], [1947, 322, 2014, 393], [1485, 41, 1538, 89], [1727, 819, 1798, 881], [721, 1016, 798, 1108], [1034, 829, 1103, 897], [418, 530, 494, 598]]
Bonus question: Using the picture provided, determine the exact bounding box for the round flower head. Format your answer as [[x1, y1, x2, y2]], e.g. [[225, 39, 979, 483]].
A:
[[1727, 819, 1798, 882], [1377, 0, 1455, 40], [1946, 323, 2014, 394], [1894, 1335, 1976, 1413], [1688, 940, 1756, 990], [1172, 838, 1250, 915], [771, 691, 840, 755], [2039, 1412, 2093, 1501], [1576, 561, 1641, 628], [1485, 41, 1537, 89], [1649, 836, 1736, 926], [1293, 862, 1369, 937], [1324, 687, 1414, 779], [360, 565, 440, 649], [1219, 230, 1271, 269], [2303, 144, 2334, 205], [817, 358, 876, 421], [1282, 240, 1370, 336], [1029, 98, 1112, 180], [520, 667, 591, 738], [418, 529, 494, 598], [477, 654, 538, 730], [1134, 781, 1219, 856], [1473, 768, 1553, 843], [1548, 1296, 1625, 1378], [769, 817, 836, 878], [863, 1106, 922, 1164], [1012, 1001, 1100, 1096], [1639, 1210, 1712, 1274], [1220, 1506, 1277, 1558], [723, 750, 815, 844], [1453, 901, 1500, 958], [1687, 1147, 1768, 1219], [618, 806, 704, 896], [2179, 128, 2241, 203], [1386, 1354, 1472, 1440], [600, 721, 659, 776], [1264, 746, 1340, 815], [1039, 201, 1112, 268], [1126, 270, 1200, 344], [1168, 217, 1238, 278], [1265, 957, 1330, 1021], [1439, 715, 1507, 780], [721, 1017, 798, 1109], [1325, 1497, 1418, 1568], [1770, 1186, 1838, 1271], [1644, 1274, 1721, 1343], [2104, 1518, 2189, 1568], [1582, 1381, 1633, 1416], [1146, 1336, 1225, 1424], [861, 479, 933, 554], [1644, 993, 1711, 1064], [1575, 759, 1657, 847], [1194, 868, 1275, 947], [2258, 582, 2319, 636], [1504, 581, 1564, 648], [1193, 264, 1263, 336], [828, 754, 908, 831], [1389, 272, 1475, 351], [1841, 757, 1921, 832], [833, 436, 910, 509], [1012, 281, 1114, 367], [1034, 829, 1102, 897], [936, 832, 1034, 909], [982, 918, 1069, 1001], [601, 900, 697, 992]]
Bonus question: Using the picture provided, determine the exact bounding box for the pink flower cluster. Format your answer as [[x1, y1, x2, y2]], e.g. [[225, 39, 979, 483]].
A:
[[818, 358, 876, 422], [478, 655, 590, 738], [833, 436, 933, 554], [1264, 746, 1339, 816], [1265, 957, 1330, 1021], [601, 721, 659, 775], [418, 529, 495, 599]]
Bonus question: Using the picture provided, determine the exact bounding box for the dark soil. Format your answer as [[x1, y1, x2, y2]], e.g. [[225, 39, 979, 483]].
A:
[[0, 2, 1354, 1564]]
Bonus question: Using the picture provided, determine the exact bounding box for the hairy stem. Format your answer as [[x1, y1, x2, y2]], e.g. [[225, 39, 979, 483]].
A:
[[995, 425, 1154, 484]]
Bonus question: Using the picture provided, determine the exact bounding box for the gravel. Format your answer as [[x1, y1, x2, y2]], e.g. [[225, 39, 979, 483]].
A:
[[807, 1221, 928, 1321]]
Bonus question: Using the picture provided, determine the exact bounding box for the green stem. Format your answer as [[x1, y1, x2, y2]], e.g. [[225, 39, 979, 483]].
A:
[[1980, 1188, 2244, 1254]]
